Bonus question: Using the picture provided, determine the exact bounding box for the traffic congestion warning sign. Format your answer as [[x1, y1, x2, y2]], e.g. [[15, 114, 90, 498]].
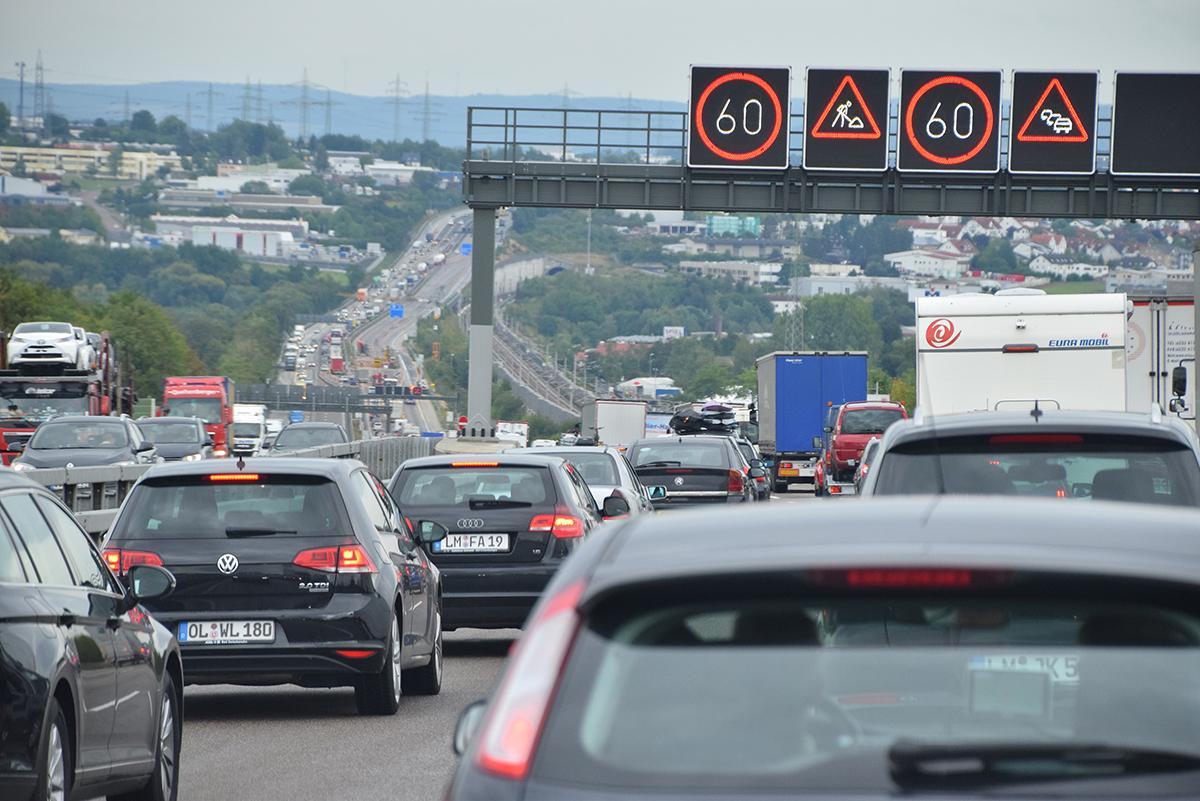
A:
[[803, 68, 889, 171], [688, 66, 791, 170], [1111, 73, 1200, 177], [899, 71, 1001, 173], [1009, 72, 1097, 175]]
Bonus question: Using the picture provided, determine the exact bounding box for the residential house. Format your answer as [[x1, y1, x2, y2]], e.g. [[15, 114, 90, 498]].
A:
[[1030, 232, 1068, 254], [1027, 254, 1106, 279], [884, 249, 972, 279], [679, 260, 781, 285]]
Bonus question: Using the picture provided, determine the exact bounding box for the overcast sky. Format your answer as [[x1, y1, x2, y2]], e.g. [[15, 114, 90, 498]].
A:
[[4, 0, 1199, 100]]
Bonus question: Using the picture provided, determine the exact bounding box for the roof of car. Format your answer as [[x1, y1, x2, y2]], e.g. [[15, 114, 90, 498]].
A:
[[134, 457, 364, 482], [504, 446, 622, 456], [586, 497, 1200, 601], [395, 453, 570, 470], [628, 435, 734, 446], [0, 466, 52, 491], [137, 416, 204, 425], [279, 421, 345, 430], [841, 400, 905, 410], [889, 408, 1197, 446], [38, 415, 126, 424]]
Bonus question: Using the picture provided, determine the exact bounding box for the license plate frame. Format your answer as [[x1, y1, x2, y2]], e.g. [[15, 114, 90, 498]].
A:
[[433, 533, 511, 553], [179, 620, 275, 645]]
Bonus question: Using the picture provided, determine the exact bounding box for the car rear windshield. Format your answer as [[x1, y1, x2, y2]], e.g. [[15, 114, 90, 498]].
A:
[[841, 408, 905, 435], [391, 466, 554, 506], [629, 441, 730, 469], [111, 474, 351, 539], [553, 452, 618, 486], [274, 427, 344, 448], [872, 433, 1200, 506], [535, 590, 1200, 792], [31, 421, 128, 449], [138, 423, 200, 444]]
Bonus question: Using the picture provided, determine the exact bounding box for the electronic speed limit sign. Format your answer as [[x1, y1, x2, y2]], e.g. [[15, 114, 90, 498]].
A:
[[899, 70, 1002, 172], [688, 66, 791, 170]]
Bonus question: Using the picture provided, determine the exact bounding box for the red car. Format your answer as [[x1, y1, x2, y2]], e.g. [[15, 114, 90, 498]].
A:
[[827, 401, 907, 482]]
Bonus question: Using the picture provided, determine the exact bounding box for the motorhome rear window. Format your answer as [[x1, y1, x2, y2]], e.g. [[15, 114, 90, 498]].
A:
[[872, 433, 1200, 506]]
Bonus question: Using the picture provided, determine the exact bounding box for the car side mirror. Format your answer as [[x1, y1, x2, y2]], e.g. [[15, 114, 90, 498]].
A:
[[1172, 365, 1188, 398], [646, 484, 667, 500], [749, 467, 766, 479], [416, 520, 448, 544], [453, 699, 487, 756], [749, 459, 764, 469], [125, 564, 175, 606], [204, 437, 215, 447], [9, 441, 24, 453], [602, 494, 630, 518], [823, 425, 833, 433], [1072, 483, 1093, 498], [135, 443, 154, 453], [812, 436, 824, 449], [1169, 398, 1187, 414]]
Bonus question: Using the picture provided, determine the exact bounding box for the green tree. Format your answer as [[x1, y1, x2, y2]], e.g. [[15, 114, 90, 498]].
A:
[[100, 291, 199, 396], [158, 115, 187, 138], [972, 238, 1019, 274], [240, 180, 272, 194], [43, 113, 70, 138], [0, 102, 10, 135], [288, 174, 327, 196], [130, 109, 157, 133]]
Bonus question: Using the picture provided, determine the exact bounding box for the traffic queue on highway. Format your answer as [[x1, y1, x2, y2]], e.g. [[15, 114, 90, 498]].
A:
[[5, 287, 1200, 800]]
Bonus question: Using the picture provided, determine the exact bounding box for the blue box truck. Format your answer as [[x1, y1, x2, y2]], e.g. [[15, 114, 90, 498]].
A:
[[755, 351, 868, 492]]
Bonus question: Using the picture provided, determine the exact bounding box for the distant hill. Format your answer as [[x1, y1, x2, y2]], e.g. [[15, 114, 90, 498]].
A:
[[0, 79, 686, 148]]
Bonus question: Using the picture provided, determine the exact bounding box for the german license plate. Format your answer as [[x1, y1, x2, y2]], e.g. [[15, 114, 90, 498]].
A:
[[179, 620, 275, 645], [434, 533, 510, 553], [779, 468, 800, 477], [970, 653, 1079, 683]]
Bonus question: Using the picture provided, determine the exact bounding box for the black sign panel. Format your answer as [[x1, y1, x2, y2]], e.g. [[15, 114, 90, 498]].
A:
[[1111, 73, 1200, 177], [1008, 72, 1097, 175], [899, 71, 1001, 173], [688, 66, 791, 170], [803, 68, 889, 171]]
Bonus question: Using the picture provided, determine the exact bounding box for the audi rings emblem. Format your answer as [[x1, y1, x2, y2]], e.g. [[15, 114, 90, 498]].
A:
[[217, 553, 240, 574], [456, 518, 485, 529], [673, 476, 685, 486]]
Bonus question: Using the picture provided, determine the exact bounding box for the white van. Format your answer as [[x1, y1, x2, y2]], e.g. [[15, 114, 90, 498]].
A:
[[231, 403, 268, 455], [916, 289, 1128, 416]]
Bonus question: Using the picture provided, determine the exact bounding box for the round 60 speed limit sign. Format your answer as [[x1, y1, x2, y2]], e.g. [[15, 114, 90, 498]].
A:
[[688, 66, 791, 170], [899, 70, 1002, 173]]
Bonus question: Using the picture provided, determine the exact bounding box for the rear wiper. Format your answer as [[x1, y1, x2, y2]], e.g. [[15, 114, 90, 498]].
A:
[[225, 527, 298, 537], [637, 460, 682, 468], [889, 740, 1200, 789], [468, 498, 532, 509]]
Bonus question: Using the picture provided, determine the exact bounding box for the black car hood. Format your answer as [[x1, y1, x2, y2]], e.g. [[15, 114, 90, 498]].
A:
[[151, 443, 203, 459], [17, 447, 131, 468]]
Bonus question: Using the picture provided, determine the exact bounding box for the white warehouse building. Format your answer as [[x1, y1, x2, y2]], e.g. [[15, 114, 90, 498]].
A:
[[191, 226, 296, 257]]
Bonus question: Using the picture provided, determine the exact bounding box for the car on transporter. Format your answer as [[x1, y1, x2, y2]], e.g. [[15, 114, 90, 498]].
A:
[[101, 458, 446, 716], [446, 497, 1200, 800]]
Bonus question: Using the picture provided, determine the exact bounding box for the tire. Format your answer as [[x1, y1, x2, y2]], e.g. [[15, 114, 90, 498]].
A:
[[402, 609, 443, 696], [356, 616, 401, 716], [36, 698, 71, 801], [113, 672, 180, 801]]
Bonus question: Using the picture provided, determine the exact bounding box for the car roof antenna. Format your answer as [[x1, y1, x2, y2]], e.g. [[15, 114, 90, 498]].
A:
[[1030, 400, 1043, 423], [236, 454, 246, 471]]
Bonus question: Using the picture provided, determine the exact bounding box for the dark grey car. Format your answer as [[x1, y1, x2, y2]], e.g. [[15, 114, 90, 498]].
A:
[[858, 407, 1200, 505], [137, 416, 213, 462], [447, 497, 1200, 800], [11, 415, 157, 471], [265, 422, 349, 455], [627, 435, 760, 507]]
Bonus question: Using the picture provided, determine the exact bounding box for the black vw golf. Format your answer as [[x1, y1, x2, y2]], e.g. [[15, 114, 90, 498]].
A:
[[388, 454, 616, 630], [102, 458, 445, 715]]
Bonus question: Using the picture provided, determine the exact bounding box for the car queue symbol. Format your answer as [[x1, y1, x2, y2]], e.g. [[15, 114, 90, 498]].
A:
[[1008, 72, 1097, 175], [688, 66, 791, 170], [1016, 79, 1088, 143], [899, 71, 1001, 173]]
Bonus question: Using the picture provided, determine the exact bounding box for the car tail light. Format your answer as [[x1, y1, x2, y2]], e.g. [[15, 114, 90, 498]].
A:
[[727, 470, 744, 493], [781, 462, 793, 469], [451, 461, 498, 468], [102, 548, 163, 576], [293, 545, 377, 573], [529, 507, 583, 538], [335, 649, 377, 659], [808, 568, 1012, 588], [208, 473, 261, 482], [475, 580, 585, 780], [1002, 344, 1039, 353], [829, 485, 843, 494], [989, 433, 1084, 445]]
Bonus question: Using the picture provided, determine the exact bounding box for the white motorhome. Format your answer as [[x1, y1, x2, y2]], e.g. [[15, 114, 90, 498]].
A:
[[1127, 295, 1195, 424], [231, 403, 268, 455], [916, 289, 1128, 416]]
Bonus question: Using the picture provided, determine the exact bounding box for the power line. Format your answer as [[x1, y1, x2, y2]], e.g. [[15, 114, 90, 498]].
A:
[[255, 80, 264, 124], [184, 92, 192, 128], [387, 73, 408, 142], [410, 75, 444, 143], [240, 76, 252, 121], [123, 90, 130, 124], [281, 67, 321, 140], [198, 82, 221, 131], [13, 61, 25, 125], [32, 51, 45, 123]]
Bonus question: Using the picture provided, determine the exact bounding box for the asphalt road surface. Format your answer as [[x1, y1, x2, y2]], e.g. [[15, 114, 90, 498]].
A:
[[177, 489, 816, 801]]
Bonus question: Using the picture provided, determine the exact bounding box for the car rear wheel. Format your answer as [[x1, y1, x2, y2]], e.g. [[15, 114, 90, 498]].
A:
[[36, 699, 71, 801], [113, 672, 180, 801], [356, 616, 401, 716], [402, 610, 443, 696]]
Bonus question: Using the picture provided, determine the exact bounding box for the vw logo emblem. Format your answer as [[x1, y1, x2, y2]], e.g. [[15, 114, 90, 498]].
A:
[[673, 476, 685, 486], [456, 518, 485, 529], [217, 554, 239, 574]]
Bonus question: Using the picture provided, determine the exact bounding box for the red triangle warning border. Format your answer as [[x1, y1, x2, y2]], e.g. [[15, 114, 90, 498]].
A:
[[1016, 78, 1089, 143], [811, 75, 882, 140]]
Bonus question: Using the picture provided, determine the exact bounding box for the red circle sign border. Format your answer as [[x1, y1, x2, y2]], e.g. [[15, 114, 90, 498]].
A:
[[695, 72, 784, 162], [904, 75, 995, 166]]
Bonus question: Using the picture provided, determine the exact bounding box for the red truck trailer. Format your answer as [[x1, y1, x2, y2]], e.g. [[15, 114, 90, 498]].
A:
[[162, 376, 234, 456]]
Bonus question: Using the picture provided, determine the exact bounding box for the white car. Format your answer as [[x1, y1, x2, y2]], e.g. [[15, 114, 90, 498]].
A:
[[74, 327, 97, 369], [7, 322, 85, 368]]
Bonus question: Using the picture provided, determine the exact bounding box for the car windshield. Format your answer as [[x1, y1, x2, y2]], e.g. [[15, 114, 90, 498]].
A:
[[547, 452, 618, 486], [871, 433, 1200, 506], [233, 422, 262, 437], [30, 421, 128, 449], [0, 388, 90, 422], [392, 466, 553, 506], [274, 427, 344, 448], [841, 409, 905, 435], [112, 475, 350, 538], [629, 441, 729, 469], [165, 398, 222, 423], [534, 592, 1200, 792], [138, 422, 201, 444], [14, 322, 72, 335]]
